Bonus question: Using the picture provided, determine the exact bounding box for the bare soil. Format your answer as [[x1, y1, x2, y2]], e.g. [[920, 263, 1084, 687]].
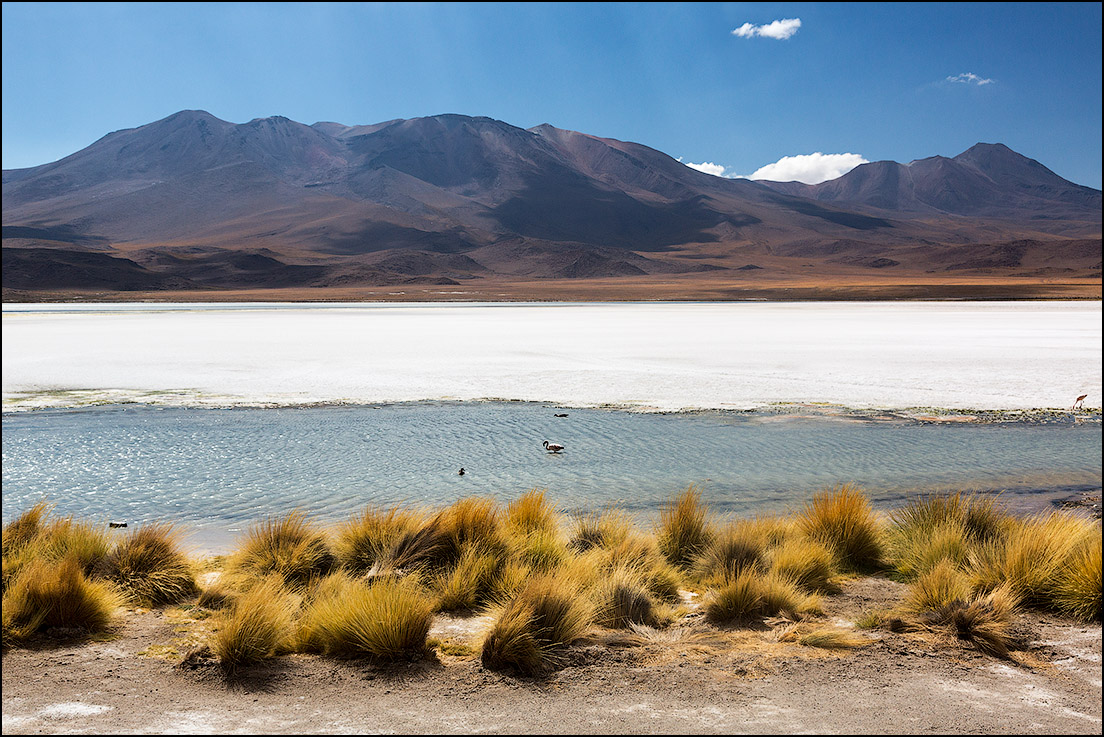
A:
[[4, 270, 1101, 303], [3, 576, 1100, 735]]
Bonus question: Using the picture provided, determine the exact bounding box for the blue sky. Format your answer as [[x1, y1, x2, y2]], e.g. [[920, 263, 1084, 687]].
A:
[[3, 2, 1101, 187]]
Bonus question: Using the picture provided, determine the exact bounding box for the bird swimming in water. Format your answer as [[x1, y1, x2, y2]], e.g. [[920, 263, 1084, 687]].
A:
[[543, 440, 565, 453], [458, 467, 466, 476]]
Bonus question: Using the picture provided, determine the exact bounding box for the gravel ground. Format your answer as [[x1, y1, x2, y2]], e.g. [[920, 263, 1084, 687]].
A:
[[2, 576, 1100, 735]]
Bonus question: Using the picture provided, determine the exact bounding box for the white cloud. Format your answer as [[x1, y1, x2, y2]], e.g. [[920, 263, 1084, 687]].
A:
[[747, 152, 869, 184], [945, 72, 994, 86], [732, 18, 802, 40], [684, 161, 729, 177]]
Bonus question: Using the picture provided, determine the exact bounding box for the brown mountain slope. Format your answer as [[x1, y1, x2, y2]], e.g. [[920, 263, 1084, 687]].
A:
[[2, 112, 1100, 298]]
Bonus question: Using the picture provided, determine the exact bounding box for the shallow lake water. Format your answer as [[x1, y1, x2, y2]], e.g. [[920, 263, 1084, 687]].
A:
[[3, 402, 1099, 552]]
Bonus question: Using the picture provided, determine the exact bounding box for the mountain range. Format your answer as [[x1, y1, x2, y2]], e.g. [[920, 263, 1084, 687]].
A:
[[2, 110, 1100, 298]]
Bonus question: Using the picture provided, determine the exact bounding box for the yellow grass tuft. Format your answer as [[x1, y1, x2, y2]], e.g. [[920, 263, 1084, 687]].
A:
[[704, 568, 763, 624], [969, 512, 1096, 607], [101, 522, 196, 605], [211, 575, 296, 670], [759, 570, 822, 618], [510, 527, 570, 572], [798, 484, 883, 571], [437, 496, 505, 554], [230, 511, 335, 587], [769, 536, 836, 592], [891, 519, 972, 581], [3, 515, 113, 592], [505, 489, 560, 536], [298, 574, 434, 659], [433, 544, 504, 612], [906, 559, 972, 614], [693, 520, 765, 585], [1052, 529, 1102, 621], [656, 485, 714, 569], [2, 501, 52, 558], [2, 556, 122, 645], [335, 506, 423, 573], [569, 507, 634, 552], [593, 566, 661, 629], [481, 572, 593, 674]]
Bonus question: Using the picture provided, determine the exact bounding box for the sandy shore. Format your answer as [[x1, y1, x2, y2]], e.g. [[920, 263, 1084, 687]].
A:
[[2, 576, 1100, 735]]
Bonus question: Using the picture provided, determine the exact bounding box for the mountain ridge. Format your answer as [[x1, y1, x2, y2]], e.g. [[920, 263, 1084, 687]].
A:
[[3, 111, 1100, 297]]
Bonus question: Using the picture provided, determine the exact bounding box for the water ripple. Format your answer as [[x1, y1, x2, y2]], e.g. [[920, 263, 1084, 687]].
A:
[[3, 403, 1100, 549]]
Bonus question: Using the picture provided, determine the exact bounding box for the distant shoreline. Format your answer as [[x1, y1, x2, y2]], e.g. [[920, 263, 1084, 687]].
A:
[[3, 275, 1101, 304]]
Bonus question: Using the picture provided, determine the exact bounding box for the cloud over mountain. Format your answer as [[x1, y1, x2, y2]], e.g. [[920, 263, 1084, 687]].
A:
[[749, 152, 870, 184]]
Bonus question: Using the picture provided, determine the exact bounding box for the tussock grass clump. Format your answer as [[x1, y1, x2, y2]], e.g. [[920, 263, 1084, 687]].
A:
[[891, 519, 972, 581], [798, 484, 883, 571], [505, 489, 559, 536], [744, 514, 797, 550], [3, 515, 113, 591], [769, 537, 836, 592], [384, 517, 452, 571], [38, 517, 114, 574], [693, 521, 765, 584], [601, 533, 684, 602], [511, 527, 570, 572], [922, 585, 1020, 658], [906, 559, 972, 614], [891, 492, 1008, 544], [969, 512, 1096, 607], [704, 569, 763, 624], [437, 497, 505, 554], [2, 501, 52, 558], [434, 544, 504, 612], [569, 508, 633, 552], [481, 573, 593, 674], [101, 523, 196, 605], [656, 485, 714, 569], [2, 557, 121, 645], [593, 566, 661, 629], [230, 511, 335, 587], [1051, 530, 1102, 621], [299, 574, 434, 659], [887, 492, 1011, 581], [211, 575, 295, 670], [759, 571, 822, 618], [335, 506, 423, 573]]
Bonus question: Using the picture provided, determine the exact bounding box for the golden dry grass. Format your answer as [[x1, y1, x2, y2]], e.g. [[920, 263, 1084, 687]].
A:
[[505, 489, 560, 536], [433, 544, 504, 612], [969, 512, 1096, 607], [481, 572, 593, 674], [798, 484, 884, 571], [768, 536, 837, 593], [1051, 529, 1102, 621], [693, 520, 766, 584], [211, 575, 296, 670], [101, 523, 196, 605], [593, 566, 661, 629], [1, 501, 51, 559], [656, 485, 714, 569], [298, 574, 434, 659], [2, 556, 122, 646], [229, 511, 335, 587], [335, 506, 423, 573]]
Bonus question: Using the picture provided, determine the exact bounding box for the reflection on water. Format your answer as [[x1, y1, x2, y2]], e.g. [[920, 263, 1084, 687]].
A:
[[2, 402, 1100, 552]]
